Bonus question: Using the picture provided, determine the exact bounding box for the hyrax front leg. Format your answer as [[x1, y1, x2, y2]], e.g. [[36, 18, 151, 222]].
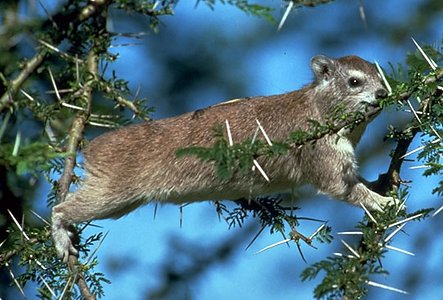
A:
[[306, 138, 398, 211]]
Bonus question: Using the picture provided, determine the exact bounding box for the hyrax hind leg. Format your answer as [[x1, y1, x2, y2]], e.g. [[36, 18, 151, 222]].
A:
[[52, 193, 86, 263], [52, 187, 120, 262]]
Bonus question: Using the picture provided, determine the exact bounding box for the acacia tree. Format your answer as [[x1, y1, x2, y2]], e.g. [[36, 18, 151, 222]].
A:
[[0, 0, 441, 299]]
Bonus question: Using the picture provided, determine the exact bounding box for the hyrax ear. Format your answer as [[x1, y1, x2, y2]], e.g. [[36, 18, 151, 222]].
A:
[[311, 55, 336, 82]]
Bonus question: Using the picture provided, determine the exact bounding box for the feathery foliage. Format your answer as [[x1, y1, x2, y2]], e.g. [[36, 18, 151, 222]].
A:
[[0, 0, 441, 299]]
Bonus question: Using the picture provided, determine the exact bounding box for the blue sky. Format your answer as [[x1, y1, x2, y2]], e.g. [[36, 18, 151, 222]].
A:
[[28, 1, 443, 299]]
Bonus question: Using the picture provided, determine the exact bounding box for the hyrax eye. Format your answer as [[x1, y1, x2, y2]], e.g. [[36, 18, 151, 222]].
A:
[[348, 77, 362, 87]]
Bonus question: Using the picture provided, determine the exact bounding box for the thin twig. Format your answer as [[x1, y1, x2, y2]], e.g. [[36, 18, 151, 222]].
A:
[[104, 84, 151, 121], [0, 51, 46, 112]]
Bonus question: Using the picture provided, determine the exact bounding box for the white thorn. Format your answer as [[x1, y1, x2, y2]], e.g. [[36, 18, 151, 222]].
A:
[[38, 40, 83, 64], [251, 125, 260, 144], [7, 210, 30, 241], [360, 202, 378, 224], [30, 210, 51, 226], [409, 165, 430, 170], [340, 239, 360, 258], [366, 280, 408, 294], [358, 0, 367, 28], [39, 275, 56, 298], [225, 119, 233, 146], [430, 126, 442, 140], [253, 159, 270, 182], [384, 244, 415, 256], [255, 238, 292, 254], [278, 1, 294, 31], [337, 231, 363, 235], [375, 61, 392, 95], [384, 223, 406, 242], [407, 98, 422, 124], [411, 37, 437, 70], [61, 102, 87, 111], [48, 67, 62, 102], [387, 213, 423, 229], [76, 54, 80, 83], [256, 119, 273, 146], [20, 89, 37, 102], [32, 256, 48, 270], [432, 205, 443, 217], [309, 223, 326, 240], [12, 131, 21, 157], [88, 121, 117, 128], [400, 138, 440, 159], [6, 263, 26, 297]]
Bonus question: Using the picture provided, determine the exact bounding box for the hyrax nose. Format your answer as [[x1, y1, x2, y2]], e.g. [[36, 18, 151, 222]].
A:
[[375, 88, 388, 99]]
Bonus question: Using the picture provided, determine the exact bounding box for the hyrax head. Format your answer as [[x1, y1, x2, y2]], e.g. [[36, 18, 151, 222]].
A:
[[310, 55, 388, 113]]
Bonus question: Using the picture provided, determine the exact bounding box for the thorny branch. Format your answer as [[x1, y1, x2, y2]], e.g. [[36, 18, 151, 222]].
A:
[[233, 197, 323, 260], [0, 0, 111, 113], [340, 55, 443, 298], [289, 105, 382, 147], [56, 47, 96, 300], [1, 1, 153, 297], [0, 51, 47, 112], [0, 0, 114, 274], [372, 67, 443, 194]]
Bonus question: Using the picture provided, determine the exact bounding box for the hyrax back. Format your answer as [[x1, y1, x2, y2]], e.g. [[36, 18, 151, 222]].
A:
[[52, 55, 395, 262]]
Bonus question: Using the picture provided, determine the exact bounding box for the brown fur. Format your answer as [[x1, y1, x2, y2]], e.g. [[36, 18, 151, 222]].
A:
[[52, 55, 397, 262]]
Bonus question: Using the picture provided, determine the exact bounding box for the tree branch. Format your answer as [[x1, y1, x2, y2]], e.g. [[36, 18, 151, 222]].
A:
[[0, 51, 46, 113], [339, 64, 443, 299], [0, 0, 111, 113], [57, 48, 96, 300], [371, 68, 443, 194]]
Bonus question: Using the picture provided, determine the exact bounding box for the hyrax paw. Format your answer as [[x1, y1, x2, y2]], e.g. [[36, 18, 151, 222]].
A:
[[55, 237, 79, 263], [52, 214, 79, 263]]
